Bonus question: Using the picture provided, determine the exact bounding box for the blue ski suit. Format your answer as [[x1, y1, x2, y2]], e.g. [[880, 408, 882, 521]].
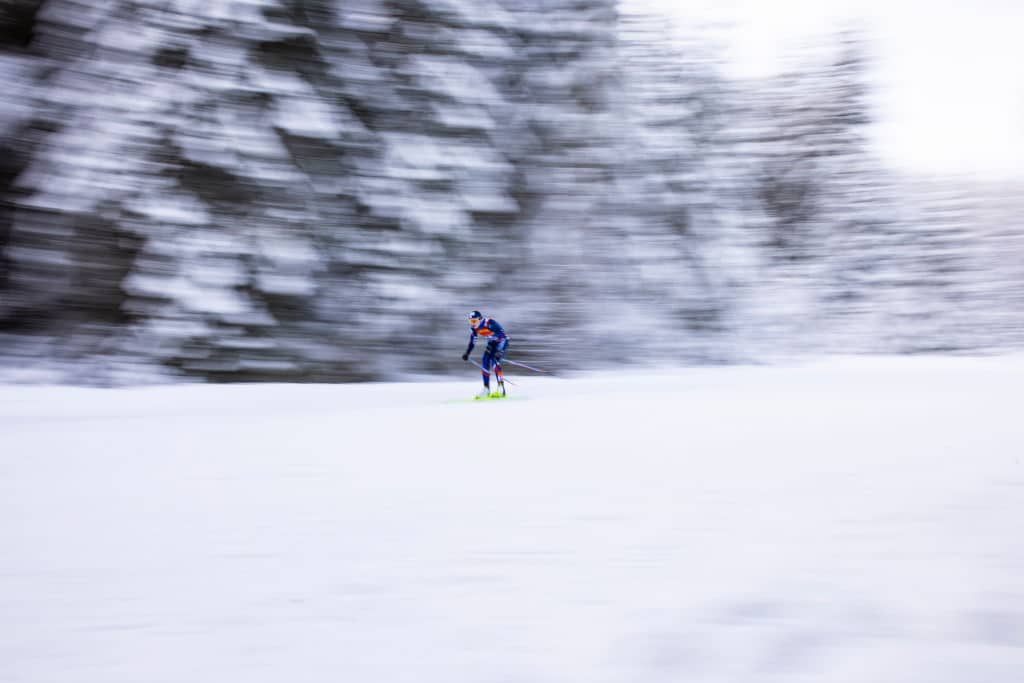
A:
[[463, 317, 509, 389]]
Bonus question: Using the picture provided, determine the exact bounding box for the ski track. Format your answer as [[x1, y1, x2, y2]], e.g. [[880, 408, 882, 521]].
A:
[[2, 356, 1023, 683]]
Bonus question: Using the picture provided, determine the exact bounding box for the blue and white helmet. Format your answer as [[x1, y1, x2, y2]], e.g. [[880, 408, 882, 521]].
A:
[[469, 310, 484, 327]]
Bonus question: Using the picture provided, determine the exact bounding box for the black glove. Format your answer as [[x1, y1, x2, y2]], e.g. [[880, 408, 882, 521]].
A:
[[462, 353, 469, 361]]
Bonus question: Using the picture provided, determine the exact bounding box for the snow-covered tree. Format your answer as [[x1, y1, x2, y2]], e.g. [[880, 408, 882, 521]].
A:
[[613, 10, 733, 362], [722, 29, 907, 355], [491, 0, 629, 368], [1, 5, 1020, 383]]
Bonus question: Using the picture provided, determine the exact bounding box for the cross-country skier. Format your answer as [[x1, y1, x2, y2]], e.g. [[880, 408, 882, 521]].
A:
[[462, 310, 509, 397]]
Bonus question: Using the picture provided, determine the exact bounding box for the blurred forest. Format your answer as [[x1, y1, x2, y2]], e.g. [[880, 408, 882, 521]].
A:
[[1, 0, 1022, 383]]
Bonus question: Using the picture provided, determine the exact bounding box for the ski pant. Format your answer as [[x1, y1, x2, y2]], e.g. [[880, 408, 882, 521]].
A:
[[481, 339, 509, 387]]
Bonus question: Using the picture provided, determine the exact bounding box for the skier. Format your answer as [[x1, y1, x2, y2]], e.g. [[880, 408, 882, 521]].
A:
[[462, 310, 509, 397]]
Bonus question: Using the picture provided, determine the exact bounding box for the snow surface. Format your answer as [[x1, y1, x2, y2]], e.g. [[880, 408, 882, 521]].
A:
[[2, 356, 1023, 683]]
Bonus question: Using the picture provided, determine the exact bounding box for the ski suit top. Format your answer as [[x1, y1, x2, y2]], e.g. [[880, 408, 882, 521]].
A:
[[465, 317, 508, 356]]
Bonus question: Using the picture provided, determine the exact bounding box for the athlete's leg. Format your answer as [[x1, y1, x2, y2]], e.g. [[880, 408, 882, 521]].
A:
[[493, 339, 508, 386], [480, 347, 493, 389]]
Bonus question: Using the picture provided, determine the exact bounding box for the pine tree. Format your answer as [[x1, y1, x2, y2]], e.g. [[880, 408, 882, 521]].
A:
[[724, 28, 903, 355], [613, 10, 732, 362], [494, 0, 627, 368]]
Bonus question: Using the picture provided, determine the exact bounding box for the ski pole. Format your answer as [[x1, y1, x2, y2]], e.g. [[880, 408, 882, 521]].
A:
[[502, 358, 550, 374], [465, 358, 517, 386]]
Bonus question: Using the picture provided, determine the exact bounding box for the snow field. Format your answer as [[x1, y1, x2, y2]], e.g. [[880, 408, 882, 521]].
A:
[[2, 356, 1023, 682]]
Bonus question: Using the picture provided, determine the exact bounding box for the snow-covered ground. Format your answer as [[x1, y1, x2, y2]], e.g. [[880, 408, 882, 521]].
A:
[[2, 356, 1023, 683]]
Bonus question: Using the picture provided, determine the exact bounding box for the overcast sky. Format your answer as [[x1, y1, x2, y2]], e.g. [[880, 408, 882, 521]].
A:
[[630, 0, 1024, 181]]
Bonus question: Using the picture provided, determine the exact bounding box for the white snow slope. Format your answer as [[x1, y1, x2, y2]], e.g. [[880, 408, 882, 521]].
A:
[[2, 356, 1023, 683]]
